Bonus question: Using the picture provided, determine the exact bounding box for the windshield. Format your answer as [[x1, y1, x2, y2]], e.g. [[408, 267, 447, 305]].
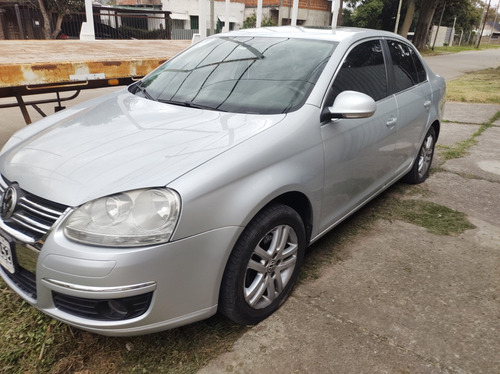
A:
[[132, 36, 337, 114]]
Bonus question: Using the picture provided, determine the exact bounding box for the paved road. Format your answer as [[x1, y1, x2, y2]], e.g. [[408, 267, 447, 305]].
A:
[[424, 47, 500, 80]]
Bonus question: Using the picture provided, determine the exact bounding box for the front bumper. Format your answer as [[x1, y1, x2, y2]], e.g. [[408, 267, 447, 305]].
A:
[[0, 225, 242, 336]]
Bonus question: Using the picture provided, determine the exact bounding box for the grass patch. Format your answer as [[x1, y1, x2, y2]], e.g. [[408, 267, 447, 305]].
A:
[[421, 44, 500, 56], [0, 282, 247, 374], [437, 111, 498, 161], [438, 137, 478, 160], [446, 67, 500, 104], [301, 185, 474, 280], [375, 198, 475, 236]]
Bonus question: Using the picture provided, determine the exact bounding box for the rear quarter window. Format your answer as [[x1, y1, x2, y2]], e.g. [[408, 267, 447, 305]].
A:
[[387, 40, 427, 92]]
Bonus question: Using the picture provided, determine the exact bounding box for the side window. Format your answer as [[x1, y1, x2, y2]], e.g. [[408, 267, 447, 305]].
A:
[[411, 49, 427, 83], [328, 40, 387, 105], [387, 40, 424, 92]]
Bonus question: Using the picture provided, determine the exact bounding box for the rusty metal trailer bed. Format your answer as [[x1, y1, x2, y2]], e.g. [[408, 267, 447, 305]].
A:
[[0, 39, 190, 124]]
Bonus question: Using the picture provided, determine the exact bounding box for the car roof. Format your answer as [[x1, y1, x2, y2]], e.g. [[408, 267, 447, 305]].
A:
[[221, 26, 404, 43]]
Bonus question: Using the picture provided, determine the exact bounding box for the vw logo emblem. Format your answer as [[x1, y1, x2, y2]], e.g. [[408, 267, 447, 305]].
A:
[[1, 186, 17, 220]]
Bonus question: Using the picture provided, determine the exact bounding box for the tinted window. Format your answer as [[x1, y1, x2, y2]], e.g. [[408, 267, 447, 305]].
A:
[[411, 50, 427, 83], [387, 40, 426, 92], [328, 40, 387, 104], [135, 36, 337, 114]]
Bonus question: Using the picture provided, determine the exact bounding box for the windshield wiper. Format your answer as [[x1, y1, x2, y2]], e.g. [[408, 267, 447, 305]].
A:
[[134, 82, 155, 100], [219, 37, 265, 60], [159, 99, 227, 112]]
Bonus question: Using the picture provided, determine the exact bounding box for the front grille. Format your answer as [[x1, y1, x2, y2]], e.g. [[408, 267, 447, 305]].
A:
[[0, 175, 70, 300], [53, 292, 153, 321], [0, 176, 68, 243]]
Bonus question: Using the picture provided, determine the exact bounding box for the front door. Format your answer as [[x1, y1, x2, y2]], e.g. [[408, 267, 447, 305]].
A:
[[319, 39, 399, 232]]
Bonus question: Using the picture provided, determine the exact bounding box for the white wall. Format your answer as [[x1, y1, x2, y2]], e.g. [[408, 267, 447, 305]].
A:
[[163, 0, 245, 30], [430, 25, 454, 47], [243, 6, 330, 27]]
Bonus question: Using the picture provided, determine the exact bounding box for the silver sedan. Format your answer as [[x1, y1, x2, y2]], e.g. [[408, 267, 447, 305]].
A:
[[0, 27, 445, 336]]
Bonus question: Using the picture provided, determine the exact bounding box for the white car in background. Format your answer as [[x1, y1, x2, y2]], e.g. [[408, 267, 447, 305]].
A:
[[0, 27, 445, 336]]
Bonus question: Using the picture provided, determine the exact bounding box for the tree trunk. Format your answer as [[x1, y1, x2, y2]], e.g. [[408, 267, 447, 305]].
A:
[[413, 0, 441, 51], [51, 13, 65, 39], [398, 0, 415, 37], [37, 0, 52, 39]]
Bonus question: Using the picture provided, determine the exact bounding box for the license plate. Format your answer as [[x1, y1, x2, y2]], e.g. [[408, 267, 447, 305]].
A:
[[0, 234, 15, 274]]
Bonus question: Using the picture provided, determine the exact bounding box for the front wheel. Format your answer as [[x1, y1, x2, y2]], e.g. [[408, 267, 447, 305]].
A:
[[219, 204, 306, 325], [404, 126, 436, 184]]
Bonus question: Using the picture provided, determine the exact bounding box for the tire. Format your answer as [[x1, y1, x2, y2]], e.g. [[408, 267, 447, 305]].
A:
[[219, 204, 306, 325], [404, 126, 436, 184]]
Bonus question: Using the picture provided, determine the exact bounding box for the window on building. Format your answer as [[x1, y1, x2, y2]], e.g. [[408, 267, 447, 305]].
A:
[[190, 15, 199, 30]]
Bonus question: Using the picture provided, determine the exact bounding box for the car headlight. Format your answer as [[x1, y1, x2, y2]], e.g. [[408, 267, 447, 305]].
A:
[[63, 188, 181, 247]]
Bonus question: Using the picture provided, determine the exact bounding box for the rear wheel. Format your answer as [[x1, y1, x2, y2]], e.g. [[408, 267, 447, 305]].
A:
[[219, 204, 306, 325], [404, 126, 436, 184]]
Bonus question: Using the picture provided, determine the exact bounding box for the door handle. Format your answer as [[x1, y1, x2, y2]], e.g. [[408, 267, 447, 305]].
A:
[[386, 117, 397, 128]]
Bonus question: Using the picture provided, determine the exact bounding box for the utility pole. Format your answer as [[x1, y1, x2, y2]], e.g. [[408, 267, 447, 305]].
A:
[[224, 0, 230, 32], [432, 1, 446, 50], [476, 0, 492, 48], [394, 0, 403, 33], [210, 0, 214, 36], [291, 0, 299, 26], [331, 0, 339, 28], [199, 0, 207, 39], [257, 0, 263, 27]]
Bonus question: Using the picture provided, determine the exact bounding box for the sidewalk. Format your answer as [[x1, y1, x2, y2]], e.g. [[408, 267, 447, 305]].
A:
[[198, 102, 500, 373]]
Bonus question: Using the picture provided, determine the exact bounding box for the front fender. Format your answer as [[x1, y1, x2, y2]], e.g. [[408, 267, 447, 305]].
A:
[[169, 105, 325, 242]]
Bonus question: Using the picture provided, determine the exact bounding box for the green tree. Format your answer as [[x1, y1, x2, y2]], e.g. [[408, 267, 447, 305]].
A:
[[242, 13, 276, 29], [347, 0, 385, 29], [25, 0, 83, 38], [437, 0, 482, 34], [342, 8, 354, 26], [343, 0, 483, 50], [412, 0, 483, 50]]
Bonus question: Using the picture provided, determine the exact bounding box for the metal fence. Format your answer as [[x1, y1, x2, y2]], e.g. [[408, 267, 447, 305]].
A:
[[58, 7, 172, 40], [0, 4, 196, 40], [452, 31, 500, 46], [0, 3, 45, 39]]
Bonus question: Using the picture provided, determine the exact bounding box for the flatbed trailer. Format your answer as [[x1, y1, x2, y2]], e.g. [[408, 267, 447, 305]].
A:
[[0, 39, 191, 124]]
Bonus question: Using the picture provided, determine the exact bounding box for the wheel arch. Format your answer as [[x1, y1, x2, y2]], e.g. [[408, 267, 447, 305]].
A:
[[257, 191, 314, 246], [431, 119, 440, 141]]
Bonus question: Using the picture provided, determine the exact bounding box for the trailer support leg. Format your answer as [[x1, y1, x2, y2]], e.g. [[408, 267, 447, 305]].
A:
[[15, 93, 32, 124]]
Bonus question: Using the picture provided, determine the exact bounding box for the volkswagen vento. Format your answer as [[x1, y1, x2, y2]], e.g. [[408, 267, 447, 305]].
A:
[[0, 27, 445, 336]]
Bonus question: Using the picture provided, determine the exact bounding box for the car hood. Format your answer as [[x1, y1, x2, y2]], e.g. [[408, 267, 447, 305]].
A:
[[0, 90, 286, 207]]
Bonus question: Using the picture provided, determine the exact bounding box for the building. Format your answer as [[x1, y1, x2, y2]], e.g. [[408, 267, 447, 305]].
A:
[[162, 0, 332, 39], [483, 20, 500, 40], [244, 0, 332, 27], [0, 0, 333, 40]]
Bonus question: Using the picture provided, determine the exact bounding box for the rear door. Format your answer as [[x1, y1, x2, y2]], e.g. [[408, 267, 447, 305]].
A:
[[384, 39, 433, 175]]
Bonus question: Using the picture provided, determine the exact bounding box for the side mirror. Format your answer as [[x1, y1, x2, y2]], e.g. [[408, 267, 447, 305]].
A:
[[321, 90, 376, 122]]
